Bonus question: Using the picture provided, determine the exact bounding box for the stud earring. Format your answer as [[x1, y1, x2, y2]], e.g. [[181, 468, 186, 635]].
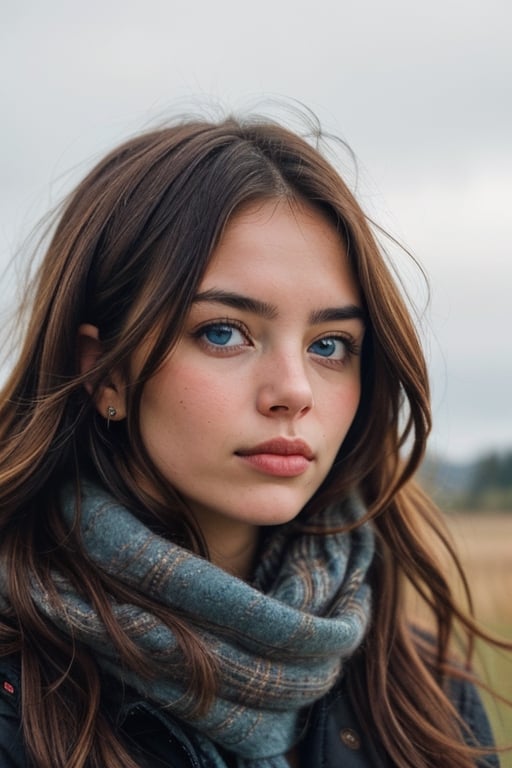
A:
[[106, 405, 117, 428]]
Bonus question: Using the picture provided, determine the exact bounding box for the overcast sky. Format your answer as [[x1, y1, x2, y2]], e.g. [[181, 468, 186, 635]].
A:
[[1, 0, 511, 462]]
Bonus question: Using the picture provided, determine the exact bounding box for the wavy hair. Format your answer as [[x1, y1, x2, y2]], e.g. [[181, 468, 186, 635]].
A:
[[0, 116, 506, 767]]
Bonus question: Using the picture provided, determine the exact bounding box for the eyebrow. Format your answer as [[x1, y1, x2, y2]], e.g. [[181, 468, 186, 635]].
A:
[[192, 289, 366, 325], [309, 306, 366, 324]]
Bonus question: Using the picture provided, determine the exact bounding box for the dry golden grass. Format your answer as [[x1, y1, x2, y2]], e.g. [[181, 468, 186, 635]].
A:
[[445, 512, 512, 625], [405, 512, 512, 762], [445, 513, 512, 764]]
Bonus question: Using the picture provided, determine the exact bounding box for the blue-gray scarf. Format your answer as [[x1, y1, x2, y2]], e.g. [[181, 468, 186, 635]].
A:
[[26, 483, 374, 767]]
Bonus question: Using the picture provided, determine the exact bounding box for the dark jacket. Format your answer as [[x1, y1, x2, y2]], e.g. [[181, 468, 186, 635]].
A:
[[0, 654, 498, 767]]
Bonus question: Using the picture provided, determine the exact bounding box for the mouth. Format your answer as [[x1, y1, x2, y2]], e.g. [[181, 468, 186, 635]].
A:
[[235, 438, 314, 477]]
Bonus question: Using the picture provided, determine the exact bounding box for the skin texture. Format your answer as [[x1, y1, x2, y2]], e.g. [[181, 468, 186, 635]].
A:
[[81, 198, 365, 576]]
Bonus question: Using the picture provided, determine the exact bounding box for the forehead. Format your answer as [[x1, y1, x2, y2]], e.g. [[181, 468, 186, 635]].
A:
[[200, 198, 361, 307]]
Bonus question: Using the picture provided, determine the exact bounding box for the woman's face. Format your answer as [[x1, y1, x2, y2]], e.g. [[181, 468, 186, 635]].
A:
[[136, 198, 365, 536]]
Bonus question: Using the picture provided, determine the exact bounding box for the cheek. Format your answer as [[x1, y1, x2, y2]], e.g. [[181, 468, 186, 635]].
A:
[[323, 381, 361, 439], [140, 363, 234, 434], [331, 377, 361, 416], [347, 384, 362, 417]]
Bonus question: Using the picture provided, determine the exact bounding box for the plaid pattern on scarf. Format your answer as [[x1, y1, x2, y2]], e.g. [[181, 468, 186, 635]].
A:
[[23, 482, 374, 767]]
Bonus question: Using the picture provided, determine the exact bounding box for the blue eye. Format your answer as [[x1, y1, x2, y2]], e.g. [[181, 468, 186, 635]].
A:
[[201, 323, 246, 347], [308, 337, 347, 360]]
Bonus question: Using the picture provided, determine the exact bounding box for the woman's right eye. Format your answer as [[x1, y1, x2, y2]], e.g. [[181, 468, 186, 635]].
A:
[[197, 322, 249, 348]]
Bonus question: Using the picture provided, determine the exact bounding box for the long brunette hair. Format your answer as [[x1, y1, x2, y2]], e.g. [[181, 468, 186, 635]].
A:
[[0, 117, 506, 767]]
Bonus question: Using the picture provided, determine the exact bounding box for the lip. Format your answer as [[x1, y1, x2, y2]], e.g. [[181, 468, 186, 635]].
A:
[[235, 438, 314, 478], [236, 438, 314, 459]]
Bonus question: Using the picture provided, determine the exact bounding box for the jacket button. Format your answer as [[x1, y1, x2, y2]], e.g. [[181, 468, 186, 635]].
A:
[[339, 728, 361, 750]]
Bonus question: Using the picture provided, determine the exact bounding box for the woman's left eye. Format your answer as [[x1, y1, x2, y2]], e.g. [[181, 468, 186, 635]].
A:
[[198, 323, 248, 348], [308, 337, 348, 361]]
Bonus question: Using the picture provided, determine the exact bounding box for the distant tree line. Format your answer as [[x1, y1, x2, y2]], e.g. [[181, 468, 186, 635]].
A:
[[467, 450, 512, 510], [419, 448, 512, 512]]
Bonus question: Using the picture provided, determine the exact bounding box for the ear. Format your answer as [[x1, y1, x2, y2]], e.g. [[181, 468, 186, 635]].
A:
[[77, 323, 127, 422]]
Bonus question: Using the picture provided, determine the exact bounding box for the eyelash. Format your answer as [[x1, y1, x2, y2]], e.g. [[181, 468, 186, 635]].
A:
[[191, 319, 251, 352], [308, 335, 360, 368], [191, 319, 360, 364]]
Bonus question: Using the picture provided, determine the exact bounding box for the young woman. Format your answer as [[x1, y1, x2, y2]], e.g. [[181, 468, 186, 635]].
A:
[[0, 116, 506, 767]]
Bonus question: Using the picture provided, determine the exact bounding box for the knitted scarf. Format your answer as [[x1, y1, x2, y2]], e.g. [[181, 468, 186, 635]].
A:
[[5, 483, 375, 768]]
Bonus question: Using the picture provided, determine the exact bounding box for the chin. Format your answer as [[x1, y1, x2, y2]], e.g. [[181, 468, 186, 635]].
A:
[[234, 495, 312, 527]]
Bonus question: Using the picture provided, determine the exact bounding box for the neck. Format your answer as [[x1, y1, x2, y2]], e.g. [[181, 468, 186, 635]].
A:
[[209, 535, 260, 580], [192, 510, 260, 580]]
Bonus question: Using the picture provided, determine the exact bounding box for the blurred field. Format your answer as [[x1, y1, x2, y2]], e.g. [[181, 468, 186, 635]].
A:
[[445, 513, 512, 765], [446, 513, 512, 623]]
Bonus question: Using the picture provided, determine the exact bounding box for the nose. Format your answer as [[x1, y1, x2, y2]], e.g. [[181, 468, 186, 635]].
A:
[[256, 351, 314, 419]]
